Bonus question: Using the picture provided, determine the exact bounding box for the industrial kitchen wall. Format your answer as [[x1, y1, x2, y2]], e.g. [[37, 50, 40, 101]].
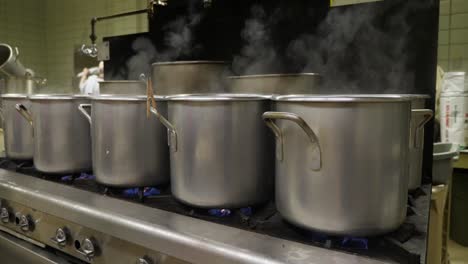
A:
[[438, 0, 468, 72], [0, 0, 148, 92], [0, 0, 47, 77]]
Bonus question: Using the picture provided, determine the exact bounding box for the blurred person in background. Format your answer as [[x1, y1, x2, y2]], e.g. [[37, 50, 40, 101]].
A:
[[79, 61, 104, 95]]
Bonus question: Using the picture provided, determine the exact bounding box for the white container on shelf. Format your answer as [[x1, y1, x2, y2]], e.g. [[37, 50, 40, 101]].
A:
[[442, 72, 467, 93], [440, 92, 468, 147], [432, 143, 459, 184]]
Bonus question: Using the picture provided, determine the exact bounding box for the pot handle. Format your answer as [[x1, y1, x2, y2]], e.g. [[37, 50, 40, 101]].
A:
[[14, 47, 20, 60], [15, 104, 33, 126], [262, 111, 321, 171], [411, 109, 433, 148], [150, 106, 178, 152], [78, 104, 92, 124]]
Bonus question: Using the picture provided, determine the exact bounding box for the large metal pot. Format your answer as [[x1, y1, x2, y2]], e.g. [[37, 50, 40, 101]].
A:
[[228, 73, 322, 95], [79, 95, 169, 187], [16, 94, 92, 174], [406, 95, 433, 191], [151, 94, 274, 208], [151, 61, 228, 95], [262, 95, 428, 236], [0, 94, 33, 160], [4, 77, 38, 94], [99, 81, 146, 95]]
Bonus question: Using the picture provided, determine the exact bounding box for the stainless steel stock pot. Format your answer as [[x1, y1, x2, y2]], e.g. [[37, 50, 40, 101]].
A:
[[151, 61, 228, 95], [16, 94, 92, 173], [0, 93, 33, 160], [151, 94, 274, 208], [263, 95, 414, 236], [79, 94, 169, 187]]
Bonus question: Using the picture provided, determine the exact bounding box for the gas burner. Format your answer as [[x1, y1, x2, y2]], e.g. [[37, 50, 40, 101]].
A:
[[208, 209, 232, 217], [99, 186, 163, 203], [61, 173, 95, 182], [207, 207, 254, 218], [123, 187, 160, 198], [341, 237, 369, 250]]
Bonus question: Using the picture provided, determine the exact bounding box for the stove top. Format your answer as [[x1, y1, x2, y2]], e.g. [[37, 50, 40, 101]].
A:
[[0, 158, 429, 264]]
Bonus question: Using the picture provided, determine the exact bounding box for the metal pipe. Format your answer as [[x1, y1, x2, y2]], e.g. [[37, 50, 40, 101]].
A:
[[89, 9, 149, 45], [82, 0, 168, 57]]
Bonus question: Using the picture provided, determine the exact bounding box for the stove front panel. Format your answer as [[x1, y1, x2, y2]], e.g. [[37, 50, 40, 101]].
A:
[[0, 199, 188, 264], [0, 168, 390, 264], [0, 231, 67, 264]]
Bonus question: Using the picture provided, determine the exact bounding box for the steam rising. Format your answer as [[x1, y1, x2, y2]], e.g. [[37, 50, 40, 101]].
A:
[[160, 14, 202, 61], [234, 2, 432, 93], [111, 11, 202, 80], [232, 6, 281, 75], [112, 1, 432, 93], [126, 37, 157, 80], [287, 4, 416, 93]]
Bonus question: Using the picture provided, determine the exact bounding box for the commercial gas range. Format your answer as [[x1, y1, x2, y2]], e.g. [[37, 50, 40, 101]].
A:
[[0, 159, 429, 264]]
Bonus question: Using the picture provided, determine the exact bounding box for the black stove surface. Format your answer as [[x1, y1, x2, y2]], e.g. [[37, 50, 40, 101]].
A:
[[0, 159, 429, 264]]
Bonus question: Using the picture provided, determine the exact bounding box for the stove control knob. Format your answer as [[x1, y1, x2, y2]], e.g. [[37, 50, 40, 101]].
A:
[[0, 208, 10, 223], [19, 215, 33, 232], [137, 257, 154, 264], [77, 238, 97, 260], [51, 227, 69, 247]]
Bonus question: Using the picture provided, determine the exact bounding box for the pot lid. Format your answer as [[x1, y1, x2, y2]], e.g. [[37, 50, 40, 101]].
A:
[[166, 94, 271, 102], [152, 61, 228, 66], [0, 93, 28, 99], [91, 94, 165, 101], [228, 73, 321, 80], [272, 94, 411, 103]]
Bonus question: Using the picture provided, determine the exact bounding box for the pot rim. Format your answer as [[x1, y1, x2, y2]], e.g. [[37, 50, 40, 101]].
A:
[[99, 81, 146, 84], [0, 93, 28, 99], [91, 94, 165, 101], [152, 61, 228, 67], [228, 73, 321, 80], [272, 94, 412, 103], [166, 93, 271, 102], [29, 94, 88, 100]]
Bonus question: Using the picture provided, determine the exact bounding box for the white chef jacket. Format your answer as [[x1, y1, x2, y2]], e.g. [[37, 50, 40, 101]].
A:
[[80, 75, 102, 95]]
